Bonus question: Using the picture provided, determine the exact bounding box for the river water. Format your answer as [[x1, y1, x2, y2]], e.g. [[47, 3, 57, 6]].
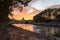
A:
[[13, 24, 60, 35]]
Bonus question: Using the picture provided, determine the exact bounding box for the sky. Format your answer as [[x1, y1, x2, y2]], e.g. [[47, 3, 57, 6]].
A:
[[10, 0, 60, 20], [10, 6, 40, 20], [29, 0, 60, 10]]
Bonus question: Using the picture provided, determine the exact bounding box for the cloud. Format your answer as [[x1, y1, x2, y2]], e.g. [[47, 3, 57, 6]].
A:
[[28, 0, 60, 10]]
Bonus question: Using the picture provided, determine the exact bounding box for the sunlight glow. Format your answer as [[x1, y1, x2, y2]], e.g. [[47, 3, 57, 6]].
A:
[[9, 6, 40, 20], [12, 24, 34, 32]]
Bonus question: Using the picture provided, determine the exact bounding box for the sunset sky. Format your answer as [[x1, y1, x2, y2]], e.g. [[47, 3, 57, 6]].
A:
[[9, 7, 40, 20], [9, 0, 60, 20], [29, 0, 60, 10]]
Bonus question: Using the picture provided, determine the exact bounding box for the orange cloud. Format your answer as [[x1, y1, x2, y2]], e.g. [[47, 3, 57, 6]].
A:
[[9, 7, 41, 20]]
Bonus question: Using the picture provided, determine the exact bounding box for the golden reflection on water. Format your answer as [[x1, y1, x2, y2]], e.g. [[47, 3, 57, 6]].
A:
[[12, 24, 34, 32], [12, 24, 60, 35]]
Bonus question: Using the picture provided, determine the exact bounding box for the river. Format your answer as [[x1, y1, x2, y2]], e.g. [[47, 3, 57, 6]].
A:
[[12, 24, 60, 35]]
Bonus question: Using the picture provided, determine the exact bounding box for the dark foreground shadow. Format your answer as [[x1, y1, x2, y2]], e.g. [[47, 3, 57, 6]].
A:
[[0, 25, 57, 40]]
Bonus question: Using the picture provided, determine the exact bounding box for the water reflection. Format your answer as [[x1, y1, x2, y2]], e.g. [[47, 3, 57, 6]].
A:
[[12, 24, 34, 32], [13, 24, 60, 35], [33, 25, 60, 35]]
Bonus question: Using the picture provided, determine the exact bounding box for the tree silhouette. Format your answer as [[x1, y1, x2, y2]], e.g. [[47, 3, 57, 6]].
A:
[[56, 14, 60, 22], [33, 8, 60, 22], [0, 0, 32, 23]]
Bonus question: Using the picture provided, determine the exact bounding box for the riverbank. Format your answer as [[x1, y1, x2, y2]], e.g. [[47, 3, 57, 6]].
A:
[[8, 20, 60, 27], [0, 24, 59, 40], [33, 22, 60, 27]]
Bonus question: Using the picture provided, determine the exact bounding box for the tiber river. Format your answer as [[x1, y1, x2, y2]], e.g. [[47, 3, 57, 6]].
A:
[[13, 24, 60, 35]]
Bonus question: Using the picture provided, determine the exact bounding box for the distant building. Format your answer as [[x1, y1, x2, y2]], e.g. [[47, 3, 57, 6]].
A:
[[20, 18, 26, 24]]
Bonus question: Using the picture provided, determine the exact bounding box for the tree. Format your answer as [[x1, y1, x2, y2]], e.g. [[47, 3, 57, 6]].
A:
[[33, 9, 50, 22], [33, 8, 57, 22], [56, 14, 60, 22], [0, 0, 32, 23], [33, 14, 46, 22]]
